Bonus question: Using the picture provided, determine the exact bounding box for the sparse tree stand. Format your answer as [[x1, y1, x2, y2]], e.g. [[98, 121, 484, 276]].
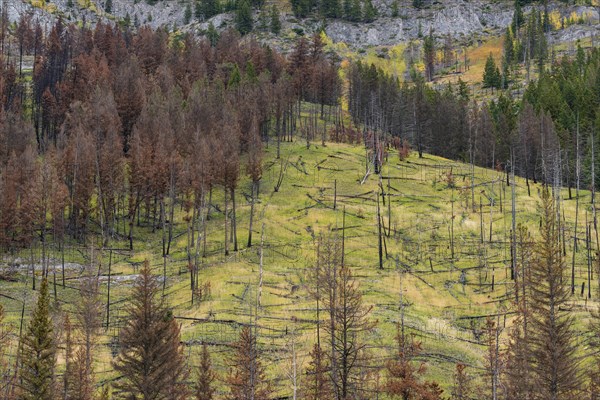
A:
[[18, 279, 56, 400], [112, 261, 189, 399]]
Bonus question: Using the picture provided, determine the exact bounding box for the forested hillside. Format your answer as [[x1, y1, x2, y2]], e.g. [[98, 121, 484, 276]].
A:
[[0, 0, 600, 399]]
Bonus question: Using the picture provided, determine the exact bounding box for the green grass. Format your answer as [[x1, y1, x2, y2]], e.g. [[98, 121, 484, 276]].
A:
[[1, 139, 597, 397]]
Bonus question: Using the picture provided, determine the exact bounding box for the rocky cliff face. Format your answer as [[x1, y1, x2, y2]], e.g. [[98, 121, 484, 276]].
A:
[[324, 1, 514, 47], [5, 0, 599, 49]]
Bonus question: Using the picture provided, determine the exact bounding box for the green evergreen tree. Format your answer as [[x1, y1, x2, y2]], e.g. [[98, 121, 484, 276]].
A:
[[483, 53, 501, 89], [229, 64, 242, 87], [320, 0, 340, 19], [195, 0, 203, 19], [348, 0, 361, 21], [207, 22, 219, 46], [104, 0, 112, 13], [197, 0, 221, 20], [391, 0, 398, 17], [270, 5, 281, 34], [343, 0, 351, 20], [184, 2, 193, 24], [542, 0, 551, 32], [245, 61, 257, 82], [457, 77, 469, 102], [291, 0, 312, 18], [236, 0, 253, 35], [362, 0, 377, 22], [503, 27, 515, 65], [18, 279, 56, 400], [512, 0, 524, 34], [413, 0, 424, 9], [423, 30, 435, 81]]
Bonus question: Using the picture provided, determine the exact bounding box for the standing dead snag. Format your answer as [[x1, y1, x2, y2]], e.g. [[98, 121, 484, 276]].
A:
[[64, 268, 102, 400], [246, 123, 263, 248]]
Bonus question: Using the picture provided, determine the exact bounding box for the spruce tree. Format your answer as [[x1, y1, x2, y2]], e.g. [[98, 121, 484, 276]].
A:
[[269, 5, 281, 34], [483, 53, 500, 89], [112, 260, 189, 399], [104, 0, 112, 13], [18, 278, 56, 400], [236, 0, 253, 35], [195, 344, 216, 400]]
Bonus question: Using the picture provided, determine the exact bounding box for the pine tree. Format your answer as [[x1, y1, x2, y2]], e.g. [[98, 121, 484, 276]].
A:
[[104, 0, 112, 13], [530, 188, 582, 398], [18, 279, 56, 400], [236, 0, 253, 35], [269, 5, 281, 34], [413, 0, 423, 9], [112, 260, 189, 399], [195, 344, 216, 400], [225, 326, 271, 400]]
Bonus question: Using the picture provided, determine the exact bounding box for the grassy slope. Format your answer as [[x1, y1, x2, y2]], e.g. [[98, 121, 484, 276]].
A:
[[1, 139, 597, 396]]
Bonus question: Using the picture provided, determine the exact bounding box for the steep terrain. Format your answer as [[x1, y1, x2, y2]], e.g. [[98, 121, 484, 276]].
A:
[[0, 140, 595, 396]]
